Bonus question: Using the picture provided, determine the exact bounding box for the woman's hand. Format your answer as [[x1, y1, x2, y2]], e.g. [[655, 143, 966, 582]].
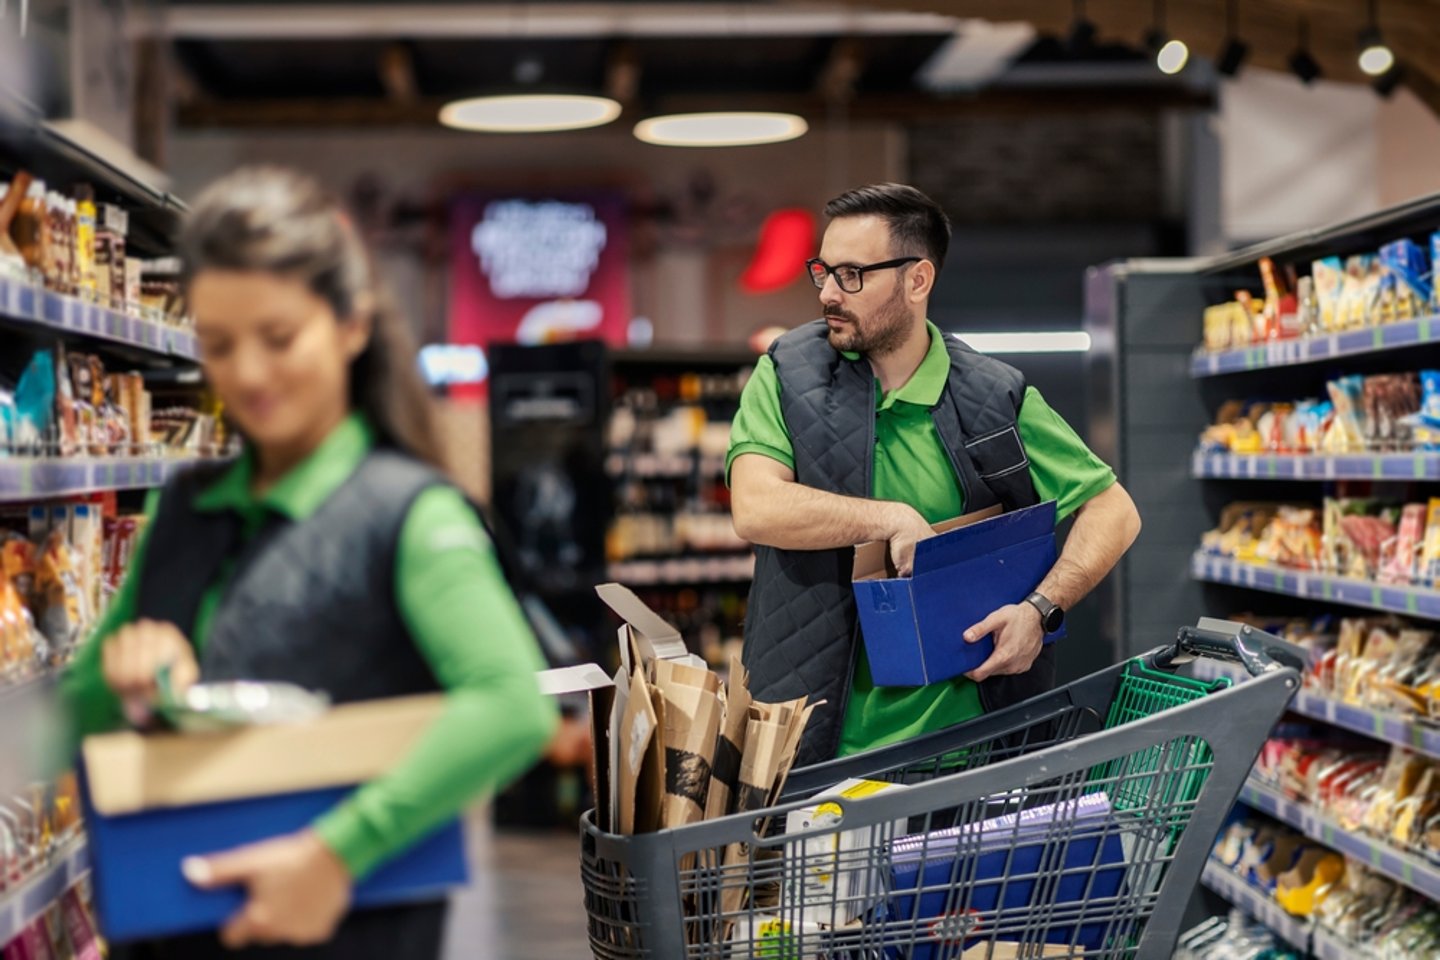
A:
[[101, 619, 199, 727], [183, 830, 353, 949]]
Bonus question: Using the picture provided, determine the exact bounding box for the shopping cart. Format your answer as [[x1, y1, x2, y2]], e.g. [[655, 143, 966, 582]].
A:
[[580, 620, 1301, 960]]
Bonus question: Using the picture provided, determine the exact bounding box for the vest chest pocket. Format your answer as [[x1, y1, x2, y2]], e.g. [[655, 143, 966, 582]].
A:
[[964, 425, 1029, 480]]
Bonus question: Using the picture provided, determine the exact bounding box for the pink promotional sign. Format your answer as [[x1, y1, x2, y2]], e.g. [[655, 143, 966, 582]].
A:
[[447, 192, 631, 399]]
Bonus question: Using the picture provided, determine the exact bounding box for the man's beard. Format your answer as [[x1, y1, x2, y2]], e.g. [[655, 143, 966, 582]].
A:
[[825, 281, 911, 357]]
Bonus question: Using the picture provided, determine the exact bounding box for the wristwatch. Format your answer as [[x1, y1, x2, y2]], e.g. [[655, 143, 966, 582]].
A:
[[1024, 591, 1065, 634]]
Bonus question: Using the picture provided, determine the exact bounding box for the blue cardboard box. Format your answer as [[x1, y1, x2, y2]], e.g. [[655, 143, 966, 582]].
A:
[[852, 501, 1063, 687], [78, 694, 469, 943], [886, 794, 1127, 957]]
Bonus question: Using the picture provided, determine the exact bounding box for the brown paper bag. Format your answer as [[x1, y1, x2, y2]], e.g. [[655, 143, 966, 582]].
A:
[[618, 666, 666, 835], [655, 669, 724, 830], [705, 655, 752, 820]]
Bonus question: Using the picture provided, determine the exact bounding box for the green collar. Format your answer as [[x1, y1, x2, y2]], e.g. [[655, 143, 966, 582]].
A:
[[193, 413, 376, 520], [851, 320, 948, 412]]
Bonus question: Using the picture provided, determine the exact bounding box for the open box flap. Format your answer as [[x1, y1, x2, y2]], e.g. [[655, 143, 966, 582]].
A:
[[912, 501, 1057, 578], [596, 582, 689, 663], [853, 504, 1003, 582]]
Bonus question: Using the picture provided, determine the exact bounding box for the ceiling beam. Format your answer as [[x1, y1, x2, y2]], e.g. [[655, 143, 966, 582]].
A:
[[150, 3, 960, 40], [175, 85, 1213, 131]]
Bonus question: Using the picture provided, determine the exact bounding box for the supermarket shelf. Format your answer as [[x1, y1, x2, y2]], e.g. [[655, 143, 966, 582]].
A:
[[1199, 860, 1312, 950], [1191, 659, 1440, 762], [605, 452, 726, 480], [0, 837, 89, 947], [1238, 778, 1440, 901], [0, 275, 198, 361], [0, 457, 208, 502], [1191, 552, 1440, 620], [1310, 926, 1363, 960], [1190, 315, 1440, 378], [1192, 450, 1440, 482], [607, 554, 754, 586]]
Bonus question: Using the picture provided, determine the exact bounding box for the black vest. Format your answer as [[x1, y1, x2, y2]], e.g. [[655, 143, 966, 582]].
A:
[[135, 450, 448, 704], [743, 319, 1052, 765]]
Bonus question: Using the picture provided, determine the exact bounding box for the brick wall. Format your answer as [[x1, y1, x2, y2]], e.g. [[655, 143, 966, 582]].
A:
[[909, 110, 1163, 224]]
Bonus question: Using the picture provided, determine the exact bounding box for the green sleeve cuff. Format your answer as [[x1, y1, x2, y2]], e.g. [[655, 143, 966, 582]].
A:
[[1055, 472, 1117, 522], [311, 803, 382, 881], [725, 442, 795, 487]]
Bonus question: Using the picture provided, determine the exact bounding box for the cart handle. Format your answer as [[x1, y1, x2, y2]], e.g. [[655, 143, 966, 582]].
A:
[[1150, 619, 1304, 677]]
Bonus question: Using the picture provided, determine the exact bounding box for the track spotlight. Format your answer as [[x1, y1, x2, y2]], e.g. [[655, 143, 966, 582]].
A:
[[1358, 2, 1395, 77], [1289, 18, 1322, 85], [1215, 0, 1248, 77], [1067, 0, 1098, 53]]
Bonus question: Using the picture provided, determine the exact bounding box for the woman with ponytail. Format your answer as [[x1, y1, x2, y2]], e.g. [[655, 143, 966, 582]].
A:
[[60, 166, 556, 957]]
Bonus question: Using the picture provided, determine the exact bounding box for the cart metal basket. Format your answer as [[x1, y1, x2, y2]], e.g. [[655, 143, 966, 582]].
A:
[[580, 621, 1300, 960]]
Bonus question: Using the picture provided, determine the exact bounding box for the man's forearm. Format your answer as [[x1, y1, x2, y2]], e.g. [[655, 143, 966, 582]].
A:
[[733, 473, 901, 551], [1035, 483, 1142, 610]]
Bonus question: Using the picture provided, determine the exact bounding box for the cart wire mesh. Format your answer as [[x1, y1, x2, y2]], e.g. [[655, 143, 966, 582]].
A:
[[581, 641, 1294, 960]]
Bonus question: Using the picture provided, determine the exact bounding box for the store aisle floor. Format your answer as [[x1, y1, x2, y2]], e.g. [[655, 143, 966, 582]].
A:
[[443, 812, 589, 959]]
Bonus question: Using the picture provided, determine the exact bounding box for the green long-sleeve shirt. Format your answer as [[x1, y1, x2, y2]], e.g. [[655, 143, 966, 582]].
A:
[[60, 414, 558, 880]]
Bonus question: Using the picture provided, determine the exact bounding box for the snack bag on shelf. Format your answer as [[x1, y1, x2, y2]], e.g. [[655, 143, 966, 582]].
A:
[[1202, 302, 1234, 352], [1297, 276, 1320, 336], [1323, 376, 1366, 452], [1421, 498, 1440, 586], [1259, 256, 1301, 339], [1433, 232, 1440, 313], [33, 529, 87, 652], [1362, 373, 1420, 451], [1312, 257, 1345, 331], [1338, 255, 1378, 329], [1379, 239, 1433, 320], [1380, 503, 1427, 585]]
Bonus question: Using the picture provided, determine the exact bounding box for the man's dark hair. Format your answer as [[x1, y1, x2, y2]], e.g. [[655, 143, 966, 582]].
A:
[[823, 183, 952, 271]]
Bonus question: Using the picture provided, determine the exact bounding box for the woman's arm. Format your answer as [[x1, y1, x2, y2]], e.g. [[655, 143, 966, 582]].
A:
[[310, 485, 558, 880]]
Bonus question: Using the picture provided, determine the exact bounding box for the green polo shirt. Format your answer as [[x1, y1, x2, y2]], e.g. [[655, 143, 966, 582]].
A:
[[727, 321, 1116, 756], [60, 414, 557, 879]]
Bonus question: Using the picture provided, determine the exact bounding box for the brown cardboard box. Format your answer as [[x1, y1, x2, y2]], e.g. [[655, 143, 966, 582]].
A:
[[82, 694, 445, 816]]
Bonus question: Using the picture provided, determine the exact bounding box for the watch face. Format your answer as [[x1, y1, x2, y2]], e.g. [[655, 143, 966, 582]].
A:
[[1044, 607, 1065, 633]]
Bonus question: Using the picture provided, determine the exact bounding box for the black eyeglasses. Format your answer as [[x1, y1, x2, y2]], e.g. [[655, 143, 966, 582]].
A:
[[806, 257, 921, 294]]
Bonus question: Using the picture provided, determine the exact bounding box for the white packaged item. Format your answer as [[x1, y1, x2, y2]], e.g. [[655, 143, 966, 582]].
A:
[[784, 777, 908, 927]]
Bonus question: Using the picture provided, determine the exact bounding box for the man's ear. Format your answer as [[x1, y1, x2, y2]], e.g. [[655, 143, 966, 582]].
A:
[[908, 260, 936, 303]]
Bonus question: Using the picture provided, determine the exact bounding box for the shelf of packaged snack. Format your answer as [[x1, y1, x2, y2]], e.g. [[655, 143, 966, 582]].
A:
[[1191, 659, 1440, 762], [0, 273, 198, 362], [1199, 859, 1314, 951], [1191, 551, 1440, 620], [607, 553, 754, 586], [0, 456, 208, 502], [604, 451, 727, 480], [1191, 450, 1440, 482], [1190, 314, 1440, 378], [0, 835, 89, 948], [1237, 777, 1440, 902]]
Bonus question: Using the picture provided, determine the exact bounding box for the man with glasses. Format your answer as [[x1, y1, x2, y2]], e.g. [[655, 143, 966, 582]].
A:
[[728, 183, 1141, 765]]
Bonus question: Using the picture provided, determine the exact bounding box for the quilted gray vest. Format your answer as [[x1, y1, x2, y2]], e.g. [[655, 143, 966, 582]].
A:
[[133, 450, 446, 704], [744, 319, 1050, 765]]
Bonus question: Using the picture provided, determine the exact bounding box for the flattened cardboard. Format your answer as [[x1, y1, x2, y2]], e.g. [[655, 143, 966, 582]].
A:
[[852, 501, 1062, 687], [597, 582, 690, 668]]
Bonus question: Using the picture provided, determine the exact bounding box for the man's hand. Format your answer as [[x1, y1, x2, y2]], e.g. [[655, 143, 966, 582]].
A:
[[885, 503, 936, 577], [183, 830, 353, 949], [962, 602, 1045, 682]]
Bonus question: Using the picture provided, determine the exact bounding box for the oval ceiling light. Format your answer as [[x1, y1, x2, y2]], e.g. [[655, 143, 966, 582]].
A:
[[634, 112, 809, 148], [1156, 38, 1190, 75], [439, 94, 622, 133]]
